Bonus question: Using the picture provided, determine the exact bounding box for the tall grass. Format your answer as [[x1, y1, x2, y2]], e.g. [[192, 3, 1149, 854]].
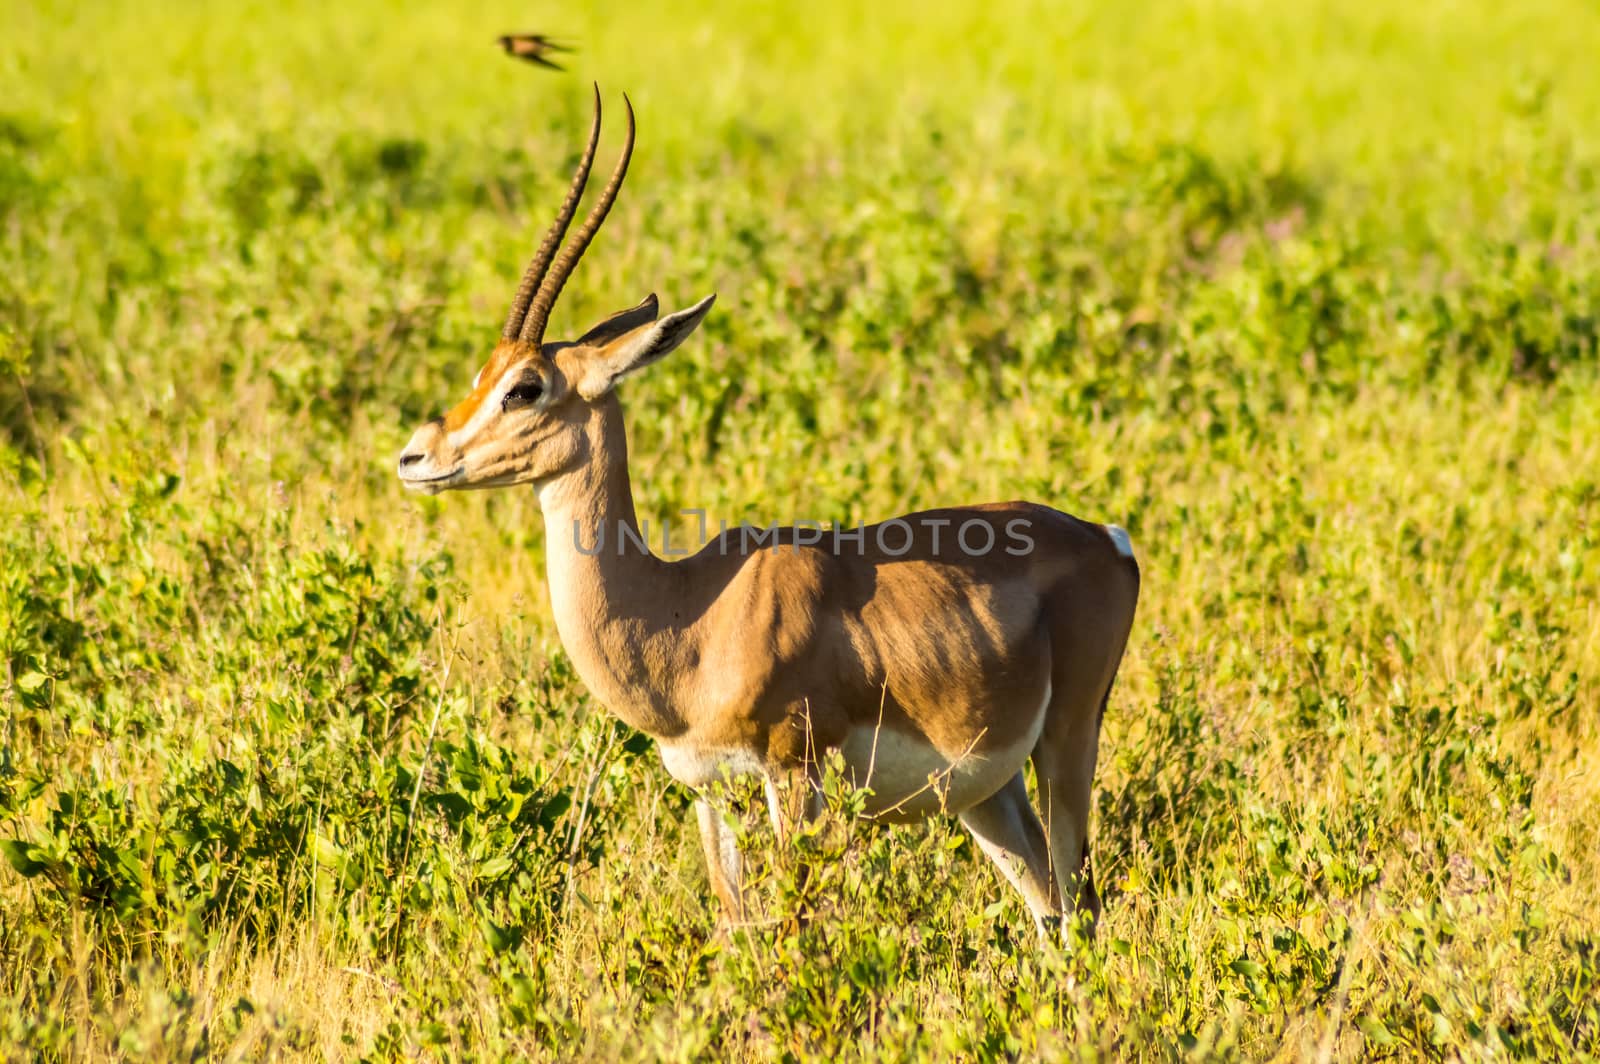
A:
[[2, 0, 1598, 1058]]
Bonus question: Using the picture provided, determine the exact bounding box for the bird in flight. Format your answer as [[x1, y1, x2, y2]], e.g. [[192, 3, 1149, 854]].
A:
[[497, 33, 573, 71]]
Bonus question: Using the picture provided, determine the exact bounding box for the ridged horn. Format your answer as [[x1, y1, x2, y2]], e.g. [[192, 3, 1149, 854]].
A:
[[501, 83, 604, 341], [518, 92, 636, 344]]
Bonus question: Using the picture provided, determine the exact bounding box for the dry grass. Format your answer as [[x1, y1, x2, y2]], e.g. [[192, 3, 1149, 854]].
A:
[[3, 0, 1599, 1058]]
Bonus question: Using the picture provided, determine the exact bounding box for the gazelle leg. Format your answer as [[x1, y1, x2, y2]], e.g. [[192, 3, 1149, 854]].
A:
[[763, 767, 823, 844], [959, 772, 1061, 937], [696, 769, 821, 929], [764, 768, 824, 926], [1032, 726, 1102, 933], [695, 798, 749, 925], [1035, 563, 1136, 938]]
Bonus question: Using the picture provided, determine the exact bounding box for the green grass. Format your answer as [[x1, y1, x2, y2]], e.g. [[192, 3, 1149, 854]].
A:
[[3, 0, 1599, 1058]]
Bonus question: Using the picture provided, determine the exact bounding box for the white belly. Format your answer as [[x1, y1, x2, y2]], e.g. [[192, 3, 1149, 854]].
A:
[[658, 741, 766, 788], [840, 684, 1050, 821], [657, 684, 1050, 822]]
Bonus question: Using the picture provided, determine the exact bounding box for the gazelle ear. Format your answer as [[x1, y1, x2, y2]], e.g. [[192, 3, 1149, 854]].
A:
[[575, 294, 715, 399], [577, 293, 659, 346]]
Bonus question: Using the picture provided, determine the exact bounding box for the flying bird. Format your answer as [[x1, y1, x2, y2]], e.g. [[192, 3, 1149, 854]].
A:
[[497, 33, 573, 71]]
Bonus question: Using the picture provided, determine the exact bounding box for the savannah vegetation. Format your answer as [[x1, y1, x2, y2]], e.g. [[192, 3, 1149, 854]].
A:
[[2, 0, 1598, 1058]]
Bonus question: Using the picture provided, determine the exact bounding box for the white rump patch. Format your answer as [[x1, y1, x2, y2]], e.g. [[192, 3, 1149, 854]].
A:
[[1106, 525, 1135, 559]]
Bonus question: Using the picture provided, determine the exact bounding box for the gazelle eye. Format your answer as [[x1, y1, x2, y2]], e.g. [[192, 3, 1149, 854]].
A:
[[502, 380, 544, 411]]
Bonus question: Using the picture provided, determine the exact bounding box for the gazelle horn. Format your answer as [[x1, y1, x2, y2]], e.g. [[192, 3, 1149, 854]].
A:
[[518, 91, 636, 344], [502, 83, 604, 341]]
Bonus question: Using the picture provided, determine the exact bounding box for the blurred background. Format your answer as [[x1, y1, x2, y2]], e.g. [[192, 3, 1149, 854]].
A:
[[2, 1, 1597, 1058]]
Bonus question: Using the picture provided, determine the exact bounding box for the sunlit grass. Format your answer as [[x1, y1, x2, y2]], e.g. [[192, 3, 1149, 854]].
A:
[[2, 0, 1598, 1059]]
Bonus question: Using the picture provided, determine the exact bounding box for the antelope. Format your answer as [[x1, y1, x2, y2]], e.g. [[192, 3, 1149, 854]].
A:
[[396, 87, 1140, 938]]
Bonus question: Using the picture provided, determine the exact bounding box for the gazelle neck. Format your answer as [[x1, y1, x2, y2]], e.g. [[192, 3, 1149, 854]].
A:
[[535, 394, 687, 738]]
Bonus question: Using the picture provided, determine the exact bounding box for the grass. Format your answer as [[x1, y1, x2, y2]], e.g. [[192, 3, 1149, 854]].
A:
[[2, 0, 1599, 1058]]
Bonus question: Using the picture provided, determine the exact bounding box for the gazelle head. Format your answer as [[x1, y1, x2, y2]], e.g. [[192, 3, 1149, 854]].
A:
[[397, 86, 714, 495]]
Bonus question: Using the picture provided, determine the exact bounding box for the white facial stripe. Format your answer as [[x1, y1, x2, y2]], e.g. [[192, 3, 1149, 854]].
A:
[[448, 386, 500, 448], [444, 365, 493, 450], [447, 366, 552, 451]]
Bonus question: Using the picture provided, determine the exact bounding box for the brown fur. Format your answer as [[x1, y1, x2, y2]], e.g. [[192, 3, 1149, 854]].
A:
[[397, 96, 1138, 936], [402, 345, 1138, 933]]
